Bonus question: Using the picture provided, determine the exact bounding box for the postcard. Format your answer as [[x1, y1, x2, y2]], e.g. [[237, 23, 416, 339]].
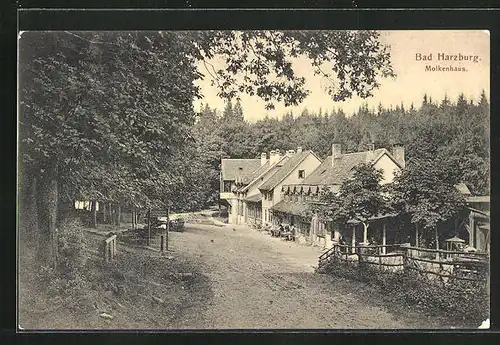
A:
[[17, 28, 490, 330]]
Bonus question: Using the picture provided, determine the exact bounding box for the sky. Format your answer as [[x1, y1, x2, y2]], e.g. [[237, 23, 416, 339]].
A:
[[193, 30, 490, 122]]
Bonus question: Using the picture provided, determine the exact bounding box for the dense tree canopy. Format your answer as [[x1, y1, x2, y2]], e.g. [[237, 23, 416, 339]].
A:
[[19, 30, 395, 265], [200, 92, 489, 199]]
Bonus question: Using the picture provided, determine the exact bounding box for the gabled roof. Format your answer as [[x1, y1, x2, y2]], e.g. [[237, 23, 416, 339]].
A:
[[237, 155, 290, 193], [302, 148, 396, 186], [220, 159, 261, 181], [259, 151, 318, 191]]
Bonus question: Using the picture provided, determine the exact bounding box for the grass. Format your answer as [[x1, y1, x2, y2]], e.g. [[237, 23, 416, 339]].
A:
[[18, 221, 211, 330]]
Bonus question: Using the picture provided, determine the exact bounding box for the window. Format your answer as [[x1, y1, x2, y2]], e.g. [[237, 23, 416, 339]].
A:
[[298, 170, 305, 178]]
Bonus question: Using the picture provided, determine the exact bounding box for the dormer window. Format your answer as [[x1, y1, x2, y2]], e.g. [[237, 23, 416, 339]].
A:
[[298, 170, 305, 179]]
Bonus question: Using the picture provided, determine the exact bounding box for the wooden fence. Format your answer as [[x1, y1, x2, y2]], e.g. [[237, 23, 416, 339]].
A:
[[318, 243, 489, 283], [103, 234, 117, 262]]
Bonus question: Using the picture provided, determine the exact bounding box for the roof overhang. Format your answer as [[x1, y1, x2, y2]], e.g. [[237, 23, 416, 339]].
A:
[[245, 194, 262, 203]]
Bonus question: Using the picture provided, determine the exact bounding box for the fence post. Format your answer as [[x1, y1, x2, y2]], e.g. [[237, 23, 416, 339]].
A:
[[147, 208, 151, 247], [103, 240, 109, 263], [166, 207, 170, 252]]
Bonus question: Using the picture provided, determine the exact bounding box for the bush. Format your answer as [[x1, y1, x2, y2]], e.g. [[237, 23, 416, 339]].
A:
[[57, 217, 88, 279], [323, 257, 489, 325], [31, 218, 91, 298]]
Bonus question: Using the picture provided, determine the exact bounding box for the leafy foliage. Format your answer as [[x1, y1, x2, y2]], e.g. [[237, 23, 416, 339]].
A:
[[57, 218, 88, 278], [20, 30, 394, 218], [389, 154, 466, 233], [323, 257, 489, 325], [314, 164, 388, 226], [202, 31, 394, 109]]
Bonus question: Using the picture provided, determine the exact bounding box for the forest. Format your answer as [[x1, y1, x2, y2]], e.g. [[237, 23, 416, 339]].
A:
[[195, 91, 490, 205]]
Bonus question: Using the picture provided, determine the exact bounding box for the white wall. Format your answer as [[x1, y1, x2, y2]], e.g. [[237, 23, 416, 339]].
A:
[[273, 153, 322, 204], [373, 153, 401, 184], [265, 153, 322, 225]]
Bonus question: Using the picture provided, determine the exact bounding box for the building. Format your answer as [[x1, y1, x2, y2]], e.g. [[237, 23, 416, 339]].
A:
[[219, 148, 322, 226], [234, 150, 290, 226], [462, 195, 490, 252], [272, 143, 406, 249], [219, 158, 262, 224], [257, 148, 322, 226]]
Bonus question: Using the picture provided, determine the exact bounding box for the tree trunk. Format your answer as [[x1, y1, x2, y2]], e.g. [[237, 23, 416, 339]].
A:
[[91, 200, 97, 228], [36, 166, 59, 268], [108, 202, 113, 225], [435, 226, 439, 260], [102, 202, 107, 224], [147, 208, 151, 246], [382, 223, 386, 254], [362, 222, 369, 243], [131, 207, 135, 230], [57, 196, 74, 225], [116, 205, 121, 228], [19, 172, 39, 247], [415, 223, 419, 247], [351, 226, 356, 254], [161, 208, 169, 253]]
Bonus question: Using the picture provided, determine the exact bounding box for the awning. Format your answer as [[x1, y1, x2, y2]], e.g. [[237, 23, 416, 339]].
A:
[[270, 200, 309, 216], [245, 194, 262, 203], [466, 196, 490, 203], [468, 207, 490, 219]]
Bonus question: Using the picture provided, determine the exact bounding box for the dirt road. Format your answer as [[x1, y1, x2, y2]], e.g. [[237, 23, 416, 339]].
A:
[[163, 223, 455, 329]]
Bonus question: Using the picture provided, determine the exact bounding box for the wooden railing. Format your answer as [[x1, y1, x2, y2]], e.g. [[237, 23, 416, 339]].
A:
[[103, 234, 117, 263], [402, 245, 489, 260], [318, 243, 489, 283]]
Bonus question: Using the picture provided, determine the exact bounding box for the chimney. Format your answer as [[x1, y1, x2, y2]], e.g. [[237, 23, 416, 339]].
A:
[[297, 146, 303, 153], [366, 142, 376, 163], [286, 149, 295, 157], [261, 152, 267, 166], [392, 144, 406, 168], [269, 150, 282, 165], [331, 143, 342, 166]]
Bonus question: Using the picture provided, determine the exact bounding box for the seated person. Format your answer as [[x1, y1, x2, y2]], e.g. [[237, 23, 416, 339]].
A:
[[277, 224, 284, 237]]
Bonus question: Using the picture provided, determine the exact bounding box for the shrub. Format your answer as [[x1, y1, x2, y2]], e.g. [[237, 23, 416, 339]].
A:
[[57, 217, 88, 279], [31, 218, 91, 299], [322, 256, 489, 325]]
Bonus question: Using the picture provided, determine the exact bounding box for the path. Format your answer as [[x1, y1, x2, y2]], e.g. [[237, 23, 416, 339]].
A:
[[163, 223, 454, 329]]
